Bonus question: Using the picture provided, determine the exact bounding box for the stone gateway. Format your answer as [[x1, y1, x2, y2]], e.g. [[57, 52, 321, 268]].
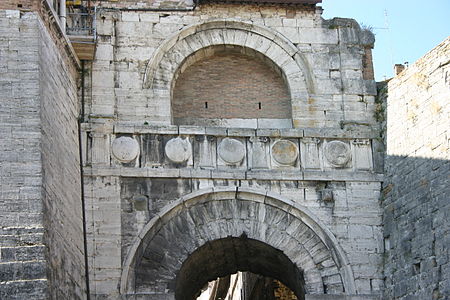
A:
[[0, 0, 448, 299]]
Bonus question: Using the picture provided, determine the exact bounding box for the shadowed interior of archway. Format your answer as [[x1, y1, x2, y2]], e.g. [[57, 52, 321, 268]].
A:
[[125, 190, 351, 296], [175, 236, 305, 300]]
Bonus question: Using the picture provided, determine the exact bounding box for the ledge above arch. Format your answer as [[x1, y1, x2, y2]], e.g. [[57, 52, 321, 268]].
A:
[[120, 187, 356, 297]]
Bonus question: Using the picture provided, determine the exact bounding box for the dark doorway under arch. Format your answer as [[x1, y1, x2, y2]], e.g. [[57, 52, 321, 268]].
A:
[[175, 236, 305, 300]]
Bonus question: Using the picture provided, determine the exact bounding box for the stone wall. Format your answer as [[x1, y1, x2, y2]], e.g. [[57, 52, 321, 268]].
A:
[[84, 2, 382, 299], [89, 3, 376, 129], [0, 10, 48, 299], [382, 37, 450, 299], [0, 0, 39, 11], [82, 125, 384, 299], [38, 11, 87, 300], [0, 8, 86, 300]]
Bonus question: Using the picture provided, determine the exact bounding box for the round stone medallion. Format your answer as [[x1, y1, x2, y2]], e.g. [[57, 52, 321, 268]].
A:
[[165, 137, 192, 163], [218, 138, 245, 164], [324, 140, 351, 167], [112, 136, 140, 162], [271, 140, 299, 166]]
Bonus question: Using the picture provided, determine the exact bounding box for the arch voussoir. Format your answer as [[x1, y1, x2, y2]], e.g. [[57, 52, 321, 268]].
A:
[[120, 188, 355, 297], [143, 19, 313, 96], [184, 34, 206, 53]]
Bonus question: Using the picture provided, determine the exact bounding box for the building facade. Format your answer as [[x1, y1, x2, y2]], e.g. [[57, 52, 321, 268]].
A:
[[0, 0, 447, 299], [82, 0, 382, 299]]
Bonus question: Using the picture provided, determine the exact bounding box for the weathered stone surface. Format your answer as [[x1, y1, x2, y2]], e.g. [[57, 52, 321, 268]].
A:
[[249, 136, 270, 170], [324, 140, 351, 168], [164, 137, 192, 163], [382, 38, 450, 300], [129, 193, 349, 297], [1, 1, 390, 299], [0, 9, 86, 300], [194, 135, 216, 169], [100, 131, 380, 177], [271, 139, 299, 166], [218, 138, 246, 165], [112, 136, 140, 162], [352, 139, 373, 171], [301, 138, 321, 170]]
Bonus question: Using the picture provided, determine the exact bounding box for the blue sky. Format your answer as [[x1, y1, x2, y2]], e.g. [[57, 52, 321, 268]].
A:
[[320, 0, 450, 81]]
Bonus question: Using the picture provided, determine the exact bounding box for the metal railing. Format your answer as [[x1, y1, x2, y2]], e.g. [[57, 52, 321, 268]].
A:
[[66, 7, 96, 37]]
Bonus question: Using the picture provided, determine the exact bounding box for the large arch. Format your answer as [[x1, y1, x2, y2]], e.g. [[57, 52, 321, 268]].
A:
[[143, 20, 314, 126], [120, 187, 356, 298]]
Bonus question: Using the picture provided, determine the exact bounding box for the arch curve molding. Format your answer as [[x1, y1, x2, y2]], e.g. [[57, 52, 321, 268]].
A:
[[143, 19, 314, 98], [120, 187, 356, 297]]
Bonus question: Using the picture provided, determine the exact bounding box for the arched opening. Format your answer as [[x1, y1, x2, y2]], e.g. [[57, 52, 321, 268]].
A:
[[176, 236, 305, 300], [120, 188, 355, 297], [196, 272, 299, 300], [171, 45, 292, 128]]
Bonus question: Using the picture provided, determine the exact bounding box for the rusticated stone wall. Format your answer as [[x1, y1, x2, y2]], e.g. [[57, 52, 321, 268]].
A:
[[383, 37, 450, 300], [0, 8, 86, 300], [0, 10, 47, 299], [38, 12, 86, 300]]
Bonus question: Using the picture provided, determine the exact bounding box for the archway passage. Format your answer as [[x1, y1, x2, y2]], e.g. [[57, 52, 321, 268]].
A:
[[196, 272, 298, 300], [176, 236, 305, 300], [121, 188, 356, 298], [172, 45, 291, 126]]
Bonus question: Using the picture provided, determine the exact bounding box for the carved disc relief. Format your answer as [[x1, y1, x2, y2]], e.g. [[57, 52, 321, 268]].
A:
[[324, 141, 351, 167], [271, 140, 298, 166], [165, 137, 192, 163], [112, 136, 140, 162], [218, 138, 245, 164]]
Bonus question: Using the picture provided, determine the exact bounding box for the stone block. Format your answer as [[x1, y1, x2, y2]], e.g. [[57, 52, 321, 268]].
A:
[[227, 128, 256, 137], [279, 27, 299, 43], [264, 18, 283, 27], [352, 140, 373, 171], [257, 118, 292, 129], [281, 18, 296, 27], [299, 28, 339, 44], [121, 12, 140, 22], [297, 19, 314, 28], [97, 19, 114, 36], [5, 10, 20, 18], [179, 126, 205, 135], [205, 127, 227, 136], [118, 71, 141, 89], [139, 13, 160, 23]]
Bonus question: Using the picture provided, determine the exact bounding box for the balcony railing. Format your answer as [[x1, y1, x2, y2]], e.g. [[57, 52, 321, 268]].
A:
[[66, 8, 96, 37], [66, 7, 97, 60]]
